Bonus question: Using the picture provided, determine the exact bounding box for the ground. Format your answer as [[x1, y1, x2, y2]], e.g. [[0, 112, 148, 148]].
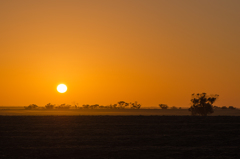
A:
[[0, 116, 240, 158], [0, 108, 240, 116]]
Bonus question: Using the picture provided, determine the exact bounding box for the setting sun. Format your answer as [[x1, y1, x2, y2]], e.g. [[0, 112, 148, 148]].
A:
[[57, 84, 67, 93]]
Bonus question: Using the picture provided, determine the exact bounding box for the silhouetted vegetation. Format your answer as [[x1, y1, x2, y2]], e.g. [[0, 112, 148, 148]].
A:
[[228, 106, 237, 110], [23, 102, 141, 110], [22, 98, 238, 113], [170, 106, 178, 109], [81, 101, 141, 109], [188, 93, 219, 116], [82, 104, 90, 109], [130, 101, 141, 109], [55, 104, 71, 110], [213, 105, 237, 110], [118, 101, 129, 109], [89, 104, 99, 109], [45, 103, 55, 109], [159, 104, 168, 109], [24, 104, 38, 110], [221, 106, 227, 109], [213, 106, 220, 109], [159, 105, 182, 110]]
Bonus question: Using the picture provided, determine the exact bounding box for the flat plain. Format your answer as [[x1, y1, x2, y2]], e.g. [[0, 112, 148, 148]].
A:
[[0, 116, 240, 158], [0, 108, 240, 116]]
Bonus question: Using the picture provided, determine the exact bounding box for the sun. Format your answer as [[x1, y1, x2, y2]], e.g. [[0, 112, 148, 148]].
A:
[[57, 84, 67, 93]]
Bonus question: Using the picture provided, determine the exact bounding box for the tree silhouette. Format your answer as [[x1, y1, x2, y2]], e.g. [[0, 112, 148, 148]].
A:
[[113, 104, 117, 109], [82, 104, 90, 109], [45, 103, 55, 109], [55, 104, 71, 109], [159, 104, 168, 109], [170, 106, 178, 109], [221, 106, 227, 109], [228, 106, 236, 110], [130, 101, 141, 109], [24, 104, 38, 110], [188, 93, 219, 116], [117, 101, 129, 109], [92, 104, 99, 109]]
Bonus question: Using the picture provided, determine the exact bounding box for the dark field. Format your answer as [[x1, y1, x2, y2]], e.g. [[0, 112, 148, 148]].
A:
[[1, 109, 240, 116], [1, 116, 240, 159]]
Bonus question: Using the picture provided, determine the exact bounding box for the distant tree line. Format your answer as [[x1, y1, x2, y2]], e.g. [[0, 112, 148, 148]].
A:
[[24, 93, 238, 116], [82, 101, 141, 109], [158, 104, 181, 110], [213, 105, 237, 110], [24, 103, 71, 110], [24, 101, 141, 110], [158, 93, 238, 116], [24, 104, 38, 110]]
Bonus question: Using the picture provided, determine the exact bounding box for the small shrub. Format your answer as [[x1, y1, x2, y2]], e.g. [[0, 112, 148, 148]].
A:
[[228, 106, 236, 110], [170, 106, 178, 109], [221, 106, 227, 109]]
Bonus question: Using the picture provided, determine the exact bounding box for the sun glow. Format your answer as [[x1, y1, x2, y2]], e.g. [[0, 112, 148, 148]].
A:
[[57, 84, 67, 93]]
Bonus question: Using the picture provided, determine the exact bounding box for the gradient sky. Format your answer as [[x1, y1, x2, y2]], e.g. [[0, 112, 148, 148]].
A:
[[0, 0, 240, 107]]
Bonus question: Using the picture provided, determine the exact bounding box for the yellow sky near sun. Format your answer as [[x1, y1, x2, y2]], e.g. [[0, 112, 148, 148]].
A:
[[0, 0, 240, 107]]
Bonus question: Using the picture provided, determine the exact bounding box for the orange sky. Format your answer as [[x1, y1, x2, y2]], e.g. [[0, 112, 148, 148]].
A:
[[0, 0, 240, 107]]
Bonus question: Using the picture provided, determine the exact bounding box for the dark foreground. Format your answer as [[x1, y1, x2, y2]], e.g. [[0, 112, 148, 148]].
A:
[[0, 116, 240, 159]]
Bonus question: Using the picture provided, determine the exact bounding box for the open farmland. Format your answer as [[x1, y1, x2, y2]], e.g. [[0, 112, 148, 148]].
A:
[[0, 108, 240, 116], [0, 116, 240, 158]]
